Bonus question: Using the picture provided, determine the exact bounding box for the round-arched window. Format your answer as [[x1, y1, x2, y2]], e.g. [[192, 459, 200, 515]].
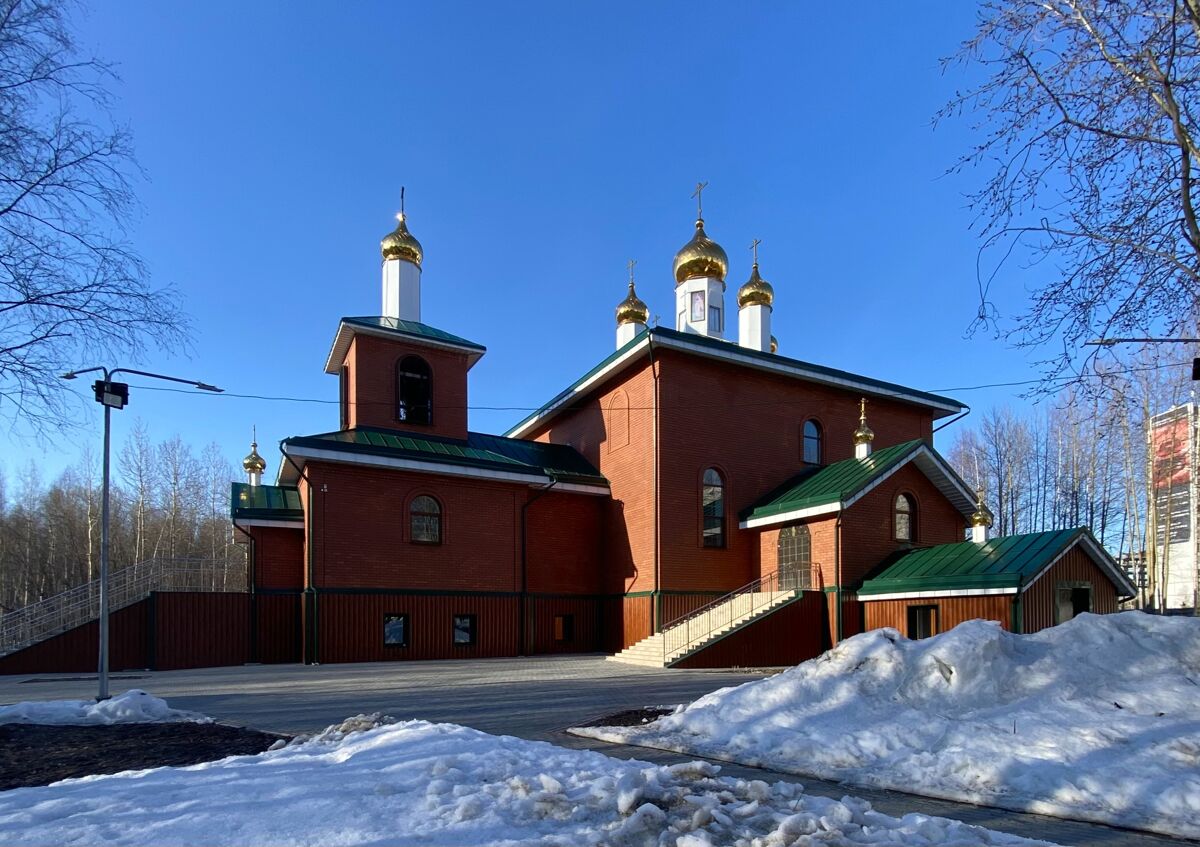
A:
[[702, 468, 725, 548], [778, 524, 812, 590], [411, 495, 441, 544], [895, 494, 915, 542], [802, 420, 823, 464]]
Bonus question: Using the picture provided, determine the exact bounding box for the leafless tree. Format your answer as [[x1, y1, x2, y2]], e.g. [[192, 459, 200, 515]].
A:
[[942, 0, 1200, 384], [0, 0, 188, 434]]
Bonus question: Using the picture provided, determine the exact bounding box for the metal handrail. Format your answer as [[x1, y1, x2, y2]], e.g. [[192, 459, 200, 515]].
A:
[[0, 558, 247, 656], [659, 566, 815, 664]]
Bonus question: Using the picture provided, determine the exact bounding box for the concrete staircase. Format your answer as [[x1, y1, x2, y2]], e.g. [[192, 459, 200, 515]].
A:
[[608, 587, 799, 668]]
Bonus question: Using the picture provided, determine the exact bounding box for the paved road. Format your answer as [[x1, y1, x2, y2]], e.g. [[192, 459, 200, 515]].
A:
[[0, 655, 1188, 846]]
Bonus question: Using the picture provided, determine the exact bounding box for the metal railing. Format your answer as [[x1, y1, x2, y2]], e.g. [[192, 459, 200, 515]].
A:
[[0, 558, 248, 657], [659, 568, 812, 663]]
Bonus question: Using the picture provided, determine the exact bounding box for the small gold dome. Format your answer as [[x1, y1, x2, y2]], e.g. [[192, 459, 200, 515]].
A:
[[673, 219, 728, 284], [970, 492, 993, 528], [737, 263, 774, 309], [853, 398, 875, 445], [381, 214, 423, 266], [770, 335, 778, 354], [243, 442, 266, 474], [616, 281, 649, 326]]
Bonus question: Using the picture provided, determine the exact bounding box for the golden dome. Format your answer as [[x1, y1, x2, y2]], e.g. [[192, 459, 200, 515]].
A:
[[853, 398, 874, 445], [970, 491, 993, 528], [770, 335, 778, 354], [737, 263, 774, 309], [381, 214, 423, 266], [616, 281, 649, 326], [243, 442, 266, 474], [673, 219, 728, 284]]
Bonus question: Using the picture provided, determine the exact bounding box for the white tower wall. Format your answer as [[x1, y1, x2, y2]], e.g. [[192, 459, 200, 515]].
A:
[[738, 303, 771, 352], [617, 321, 645, 348], [971, 523, 988, 544], [248, 469, 262, 487], [855, 440, 873, 460], [382, 258, 422, 322], [674, 277, 726, 338]]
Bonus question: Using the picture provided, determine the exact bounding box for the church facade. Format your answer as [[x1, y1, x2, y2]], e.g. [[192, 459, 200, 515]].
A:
[[231, 200, 1136, 668]]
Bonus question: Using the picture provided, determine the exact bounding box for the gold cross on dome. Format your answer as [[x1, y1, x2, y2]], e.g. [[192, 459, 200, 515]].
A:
[[692, 181, 709, 219], [627, 258, 637, 285], [750, 238, 762, 265], [859, 397, 868, 423], [397, 186, 406, 221]]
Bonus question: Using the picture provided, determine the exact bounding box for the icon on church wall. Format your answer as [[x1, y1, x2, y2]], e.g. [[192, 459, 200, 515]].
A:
[[690, 291, 705, 322]]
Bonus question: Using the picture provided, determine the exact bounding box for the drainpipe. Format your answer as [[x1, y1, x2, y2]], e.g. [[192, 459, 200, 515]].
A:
[[648, 333, 662, 631], [520, 475, 558, 656], [232, 518, 257, 663], [834, 512, 844, 644], [283, 448, 318, 665]]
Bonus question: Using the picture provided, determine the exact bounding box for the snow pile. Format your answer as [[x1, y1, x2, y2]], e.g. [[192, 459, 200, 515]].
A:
[[0, 689, 211, 726], [572, 612, 1200, 838], [0, 718, 1049, 846]]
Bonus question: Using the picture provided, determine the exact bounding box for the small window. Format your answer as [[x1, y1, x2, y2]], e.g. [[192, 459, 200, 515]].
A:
[[453, 614, 476, 645], [397, 355, 432, 425], [895, 494, 915, 542], [802, 420, 823, 464], [1055, 583, 1092, 623], [383, 614, 408, 647], [708, 305, 722, 333], [777, 525, 812, 590], [339, 365, 350, 430], [907, 605, 937, 640], [410, 495, 441, 544], [702, 468, 725, 548], [553, 614, 574, 643]]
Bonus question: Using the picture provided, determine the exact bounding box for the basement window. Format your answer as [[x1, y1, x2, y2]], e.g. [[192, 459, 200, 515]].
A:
[[383, 614, 408, 647], [453, 614, 476, 646], [554, 614, 574, 643], [907, 605, 937, 640]]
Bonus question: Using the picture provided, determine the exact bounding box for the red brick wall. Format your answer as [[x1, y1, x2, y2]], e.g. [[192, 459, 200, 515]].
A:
[[305, 461, 522, 591], [840, 462, 967, 588], [248, 526, 304, 590], [342, 333, 471, 440], [758, 516, 838, 589], [526, 492, 604, 595], [1023, 545, 1120, 633]]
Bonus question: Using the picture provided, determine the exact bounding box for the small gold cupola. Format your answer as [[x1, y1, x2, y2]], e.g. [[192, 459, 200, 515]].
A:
[[243, 429, 266, 487], [970, 489, 994, 543], [381, 213, 423, 266], [737, 262, 774, 309], [853, 398, 875, 458], [616, 260, 649, 348], [770, 335, 778, 354]]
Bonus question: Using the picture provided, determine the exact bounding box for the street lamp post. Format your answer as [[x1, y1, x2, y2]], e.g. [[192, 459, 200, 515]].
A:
[[60, 367, 222, 701]]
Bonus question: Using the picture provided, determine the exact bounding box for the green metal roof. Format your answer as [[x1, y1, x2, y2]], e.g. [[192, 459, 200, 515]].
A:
[[505, 326, 965, 437], [283, 426, 607, 486], [857, 528, 1104, 595], [341, 317, 486, 352], [231, 483, 303, 522], [741, 440, 925, 522]]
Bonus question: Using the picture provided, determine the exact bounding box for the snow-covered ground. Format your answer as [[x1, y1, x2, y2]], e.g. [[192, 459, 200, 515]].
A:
[[571, 612, 1200, 839], [0, 689, 211, 725], [0, 715, 1051, 846]]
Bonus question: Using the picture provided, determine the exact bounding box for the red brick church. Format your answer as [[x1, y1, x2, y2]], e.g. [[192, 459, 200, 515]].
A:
[[230, 200, 1135, 668]]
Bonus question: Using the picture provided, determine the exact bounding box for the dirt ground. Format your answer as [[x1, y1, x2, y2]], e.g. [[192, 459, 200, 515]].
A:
[[0, 723, 286, 790]]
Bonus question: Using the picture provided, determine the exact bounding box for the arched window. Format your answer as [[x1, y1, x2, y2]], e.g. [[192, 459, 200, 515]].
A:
[[895, 494, 915, 542], [702, 468, 725, 548], [802, 420, 823, 464], [410, 495, 441, 544], [397, 356, 432, 425], [608, 391, 629, 450], [778, 525, 812, 590]]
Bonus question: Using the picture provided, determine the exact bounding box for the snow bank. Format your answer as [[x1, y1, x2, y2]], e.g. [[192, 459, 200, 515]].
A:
[[572, 612, 1200, 839], [0, 716, 1049, 846], [0, 689, 211, 725]]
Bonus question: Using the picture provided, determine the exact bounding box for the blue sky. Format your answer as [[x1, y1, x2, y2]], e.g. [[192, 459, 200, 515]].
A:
[[7, 1, 1060, 485]]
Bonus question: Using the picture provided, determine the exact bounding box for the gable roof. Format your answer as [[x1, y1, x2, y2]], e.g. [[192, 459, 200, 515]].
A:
[[324, 316, 486, 374], [857, 528, 1137, 599], [739, 440, 976, 528], [505, 326, 965, 439], [277, 426, 608, 492], [231, 483, 303, 523]]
